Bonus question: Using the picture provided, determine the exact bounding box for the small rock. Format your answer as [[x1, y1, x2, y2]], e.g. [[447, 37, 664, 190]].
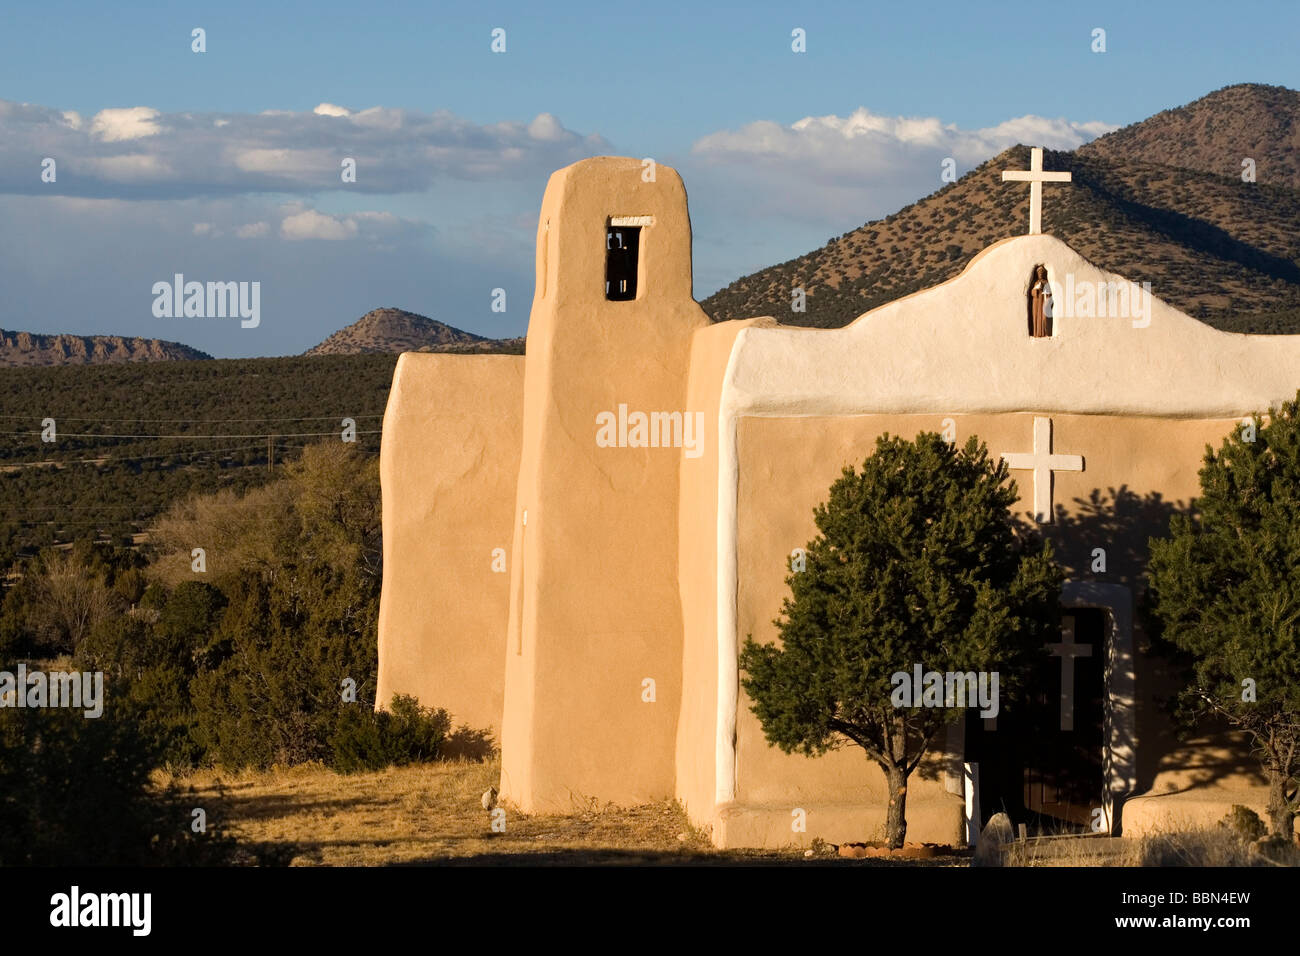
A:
[[803, 849, 814, 858], [676, 832, 688, 842]]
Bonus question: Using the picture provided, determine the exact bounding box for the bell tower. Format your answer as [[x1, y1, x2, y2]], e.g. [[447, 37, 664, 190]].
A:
[[500, 157, 710, 810]]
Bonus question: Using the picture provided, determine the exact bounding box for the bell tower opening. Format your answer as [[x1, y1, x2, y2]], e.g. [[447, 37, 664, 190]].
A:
[[605, 223, 640, 301], [603, 215, 656, 302]]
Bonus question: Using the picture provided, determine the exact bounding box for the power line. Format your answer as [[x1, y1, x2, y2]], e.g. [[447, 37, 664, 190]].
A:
[[0, 442, 270, 467], [1, 505, 160, 511], [12, 430, 383, 439], [0, 414, 384, 423], [0, 438, 374, 469]]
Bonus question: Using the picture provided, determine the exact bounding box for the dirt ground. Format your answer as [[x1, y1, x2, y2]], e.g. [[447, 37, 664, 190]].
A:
[[163, 759, 971, 866]]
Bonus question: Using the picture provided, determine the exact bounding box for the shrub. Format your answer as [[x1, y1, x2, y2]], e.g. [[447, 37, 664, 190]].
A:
[[75, 580, 228, 771], [189, 559, 379, 769], [0, 699, 233, 865], [1220, 805, 1267, 842], [328, 694, 452, 773]]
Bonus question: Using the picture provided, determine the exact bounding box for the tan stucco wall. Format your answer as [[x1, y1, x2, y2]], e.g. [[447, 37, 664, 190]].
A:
[[1122, 727, 1298, 838], [376, 352, 524, 733], [674, 317, 773, 832], [499, 157, 711, 811]]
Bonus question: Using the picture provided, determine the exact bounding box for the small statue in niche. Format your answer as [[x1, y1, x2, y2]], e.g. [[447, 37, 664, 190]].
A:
[[1029, 264, 1052, 337]]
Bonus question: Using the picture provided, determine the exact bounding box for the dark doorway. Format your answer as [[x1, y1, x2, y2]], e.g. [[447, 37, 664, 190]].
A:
[[965, 608, 1107, 834], [605, 225, 640, 300]]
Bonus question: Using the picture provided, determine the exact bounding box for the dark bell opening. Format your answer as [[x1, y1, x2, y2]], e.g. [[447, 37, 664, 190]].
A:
[[605, 225, 640, 301]]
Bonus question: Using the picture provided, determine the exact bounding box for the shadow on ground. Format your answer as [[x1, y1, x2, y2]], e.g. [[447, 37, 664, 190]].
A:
[[393, 847, 970, 867]]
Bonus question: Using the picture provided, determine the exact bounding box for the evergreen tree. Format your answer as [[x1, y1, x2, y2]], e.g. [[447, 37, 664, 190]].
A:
[[739, 433, 1062, 848], [1148, 398, 1300, 839]]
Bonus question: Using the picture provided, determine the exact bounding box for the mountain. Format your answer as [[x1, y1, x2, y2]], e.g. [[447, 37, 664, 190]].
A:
[[702, 84, 1300, 334], [1079, 83, 1300, 189], [0, 329, 211, 367], [304, 308, 524, 356]]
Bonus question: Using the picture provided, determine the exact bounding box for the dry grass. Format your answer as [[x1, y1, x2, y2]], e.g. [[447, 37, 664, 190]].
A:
[[997, 835, 1142, 867], [168, 760, 1294, 867], [994, 827, 1300, 867], [159, 760, 857, 866]]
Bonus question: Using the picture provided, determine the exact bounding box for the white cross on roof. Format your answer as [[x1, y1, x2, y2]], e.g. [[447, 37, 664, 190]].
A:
[[1001, 147, 1072, 236]]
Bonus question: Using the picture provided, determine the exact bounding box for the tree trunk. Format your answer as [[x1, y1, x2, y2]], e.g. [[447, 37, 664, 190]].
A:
[[885, 764, 908, 849], [1267, 767, 1295, 841]]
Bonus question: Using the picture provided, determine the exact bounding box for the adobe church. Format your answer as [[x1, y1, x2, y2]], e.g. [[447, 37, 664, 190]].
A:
[[377, 152, 1300, 847]]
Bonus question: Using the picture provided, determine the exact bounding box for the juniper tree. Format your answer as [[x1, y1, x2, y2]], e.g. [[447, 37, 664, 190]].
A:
[[739, 432, 1062, 849], [1147, 398, 1300, 839]]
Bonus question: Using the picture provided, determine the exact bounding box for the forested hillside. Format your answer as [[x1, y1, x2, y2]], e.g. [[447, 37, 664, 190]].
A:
[[0, 354, 397, 566]]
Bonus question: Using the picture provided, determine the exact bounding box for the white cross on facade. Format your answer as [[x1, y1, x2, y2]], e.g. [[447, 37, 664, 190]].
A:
[[1001, 147, 1072, 235], [1047, 615, 1092, 731], [1000, 416, 1083, 523]]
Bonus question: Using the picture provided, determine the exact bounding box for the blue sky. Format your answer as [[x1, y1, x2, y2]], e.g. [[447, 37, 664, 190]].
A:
[[0, 0, 1296, 357]]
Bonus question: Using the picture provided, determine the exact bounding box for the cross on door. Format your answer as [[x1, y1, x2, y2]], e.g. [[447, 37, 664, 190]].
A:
[[1001, 147, 1072, 236], [1047, 615, 1093, 731], [1000, 416, 1083, 523]]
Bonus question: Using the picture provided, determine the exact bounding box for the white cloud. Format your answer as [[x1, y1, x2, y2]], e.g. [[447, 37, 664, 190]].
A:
[[349, 106, 405, 131], [280, 208, 359, 240], [82, 153, 169, 181], [693, 107, 1116, 184], [351, 210, 399, 228], [0, 96, 1116, 279], [275, 204, 425, 242], [687, 106, 1117, 227], [191, 208, 395, 243], [527, 113, 568, 142], [231, 146, 336, 176], [88, 106, 161, 142], [0, 98, 609, 199]]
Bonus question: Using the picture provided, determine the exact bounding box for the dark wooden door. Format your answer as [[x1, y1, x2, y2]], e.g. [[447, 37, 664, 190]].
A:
[[966, 608, 1106, 833]]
